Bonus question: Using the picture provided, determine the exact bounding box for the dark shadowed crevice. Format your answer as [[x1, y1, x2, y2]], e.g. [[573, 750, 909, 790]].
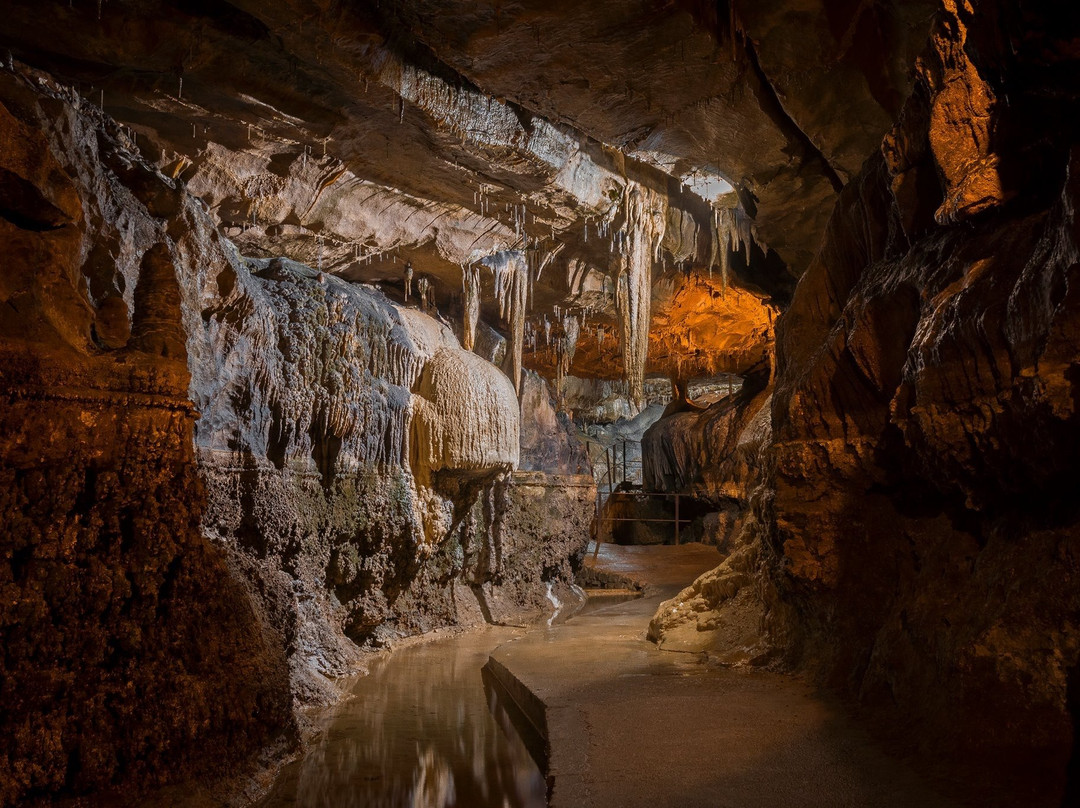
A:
[[741, 39, 844, 194]]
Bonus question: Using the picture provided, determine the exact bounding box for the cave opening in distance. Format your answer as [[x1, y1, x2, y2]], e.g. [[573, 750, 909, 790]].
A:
[[2, 2, 1079, 807]]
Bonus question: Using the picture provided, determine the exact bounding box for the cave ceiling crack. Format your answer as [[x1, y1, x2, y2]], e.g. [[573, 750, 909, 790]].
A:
[[741, 37, 844, 194]]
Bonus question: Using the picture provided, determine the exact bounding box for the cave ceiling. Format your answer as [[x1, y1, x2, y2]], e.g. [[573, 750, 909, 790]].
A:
[[0, 0, 936, 383]]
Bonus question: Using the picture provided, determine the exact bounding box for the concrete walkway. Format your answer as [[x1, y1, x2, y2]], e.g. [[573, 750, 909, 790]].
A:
[[487, 543, 957, 808]]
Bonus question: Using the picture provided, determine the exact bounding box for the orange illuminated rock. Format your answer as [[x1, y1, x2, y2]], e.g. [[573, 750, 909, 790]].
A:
[[525, 271, 776, 385], [648, 274, 776, 381]]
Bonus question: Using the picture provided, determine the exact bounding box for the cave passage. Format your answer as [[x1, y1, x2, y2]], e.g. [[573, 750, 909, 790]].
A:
[[2, 2, 1079, 807]]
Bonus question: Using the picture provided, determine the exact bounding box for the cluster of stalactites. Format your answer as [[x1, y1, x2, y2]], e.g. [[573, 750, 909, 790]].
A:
[[553, 312, 581, 406], [612, 182, 668, 410], [461, 263, 482, 351], [481, 249, 528, 395], [710, 205, 754, 288]]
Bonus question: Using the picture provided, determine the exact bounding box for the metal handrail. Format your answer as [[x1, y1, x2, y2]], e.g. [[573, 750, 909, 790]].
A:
[[592, 490, 689, 557]]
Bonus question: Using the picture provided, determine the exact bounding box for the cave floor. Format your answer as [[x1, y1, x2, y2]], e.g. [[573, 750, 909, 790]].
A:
[[489, 543, 960, 808]]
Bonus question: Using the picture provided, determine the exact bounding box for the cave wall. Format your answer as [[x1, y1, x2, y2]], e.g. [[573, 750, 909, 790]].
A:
[[641, 382, 775, 659], [193, 254, 590, 666], [0, 62, 594, 806], [643, 386, 770, 506], [5, 0, 1080, 804], [767, 2, 1080, 803], [0, 68, 293, 806], [518, 370, 590, 476]]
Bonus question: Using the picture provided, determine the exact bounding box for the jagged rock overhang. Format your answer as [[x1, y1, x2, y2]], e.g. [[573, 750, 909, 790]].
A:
[[0, 0, 778, 299]]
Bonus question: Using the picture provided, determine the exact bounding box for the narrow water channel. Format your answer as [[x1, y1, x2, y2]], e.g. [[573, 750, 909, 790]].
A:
[[260, 626, 546, 808]]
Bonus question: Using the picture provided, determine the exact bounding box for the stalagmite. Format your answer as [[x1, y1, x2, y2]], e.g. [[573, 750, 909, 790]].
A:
[[404, 261, 414, 301], [461, 262, 481, 351]]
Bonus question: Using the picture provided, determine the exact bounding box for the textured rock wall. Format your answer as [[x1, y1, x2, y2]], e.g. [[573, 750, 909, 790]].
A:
[[643, 384, 774, 659], [767, 3, 1080, 803], [0, 67, 292, 807], [518, 370, 590, 476], [190, 248, 537, 668], [453, 471, 594, 626], [0, 62, 594, 806], [643, 386, 770, 506]]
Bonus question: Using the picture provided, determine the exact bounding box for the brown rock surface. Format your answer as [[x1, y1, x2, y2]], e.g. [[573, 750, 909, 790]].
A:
[[0, 68, 293, 807], [642, 380, 775, 661], [765, 6, 1080, 802], [0, 61, 596, 806], [518, 370, 590, 475], [3, 1, 1080, 805]]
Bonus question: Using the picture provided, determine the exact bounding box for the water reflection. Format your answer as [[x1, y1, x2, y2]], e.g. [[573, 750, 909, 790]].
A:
[[261, 628, 546, 808]]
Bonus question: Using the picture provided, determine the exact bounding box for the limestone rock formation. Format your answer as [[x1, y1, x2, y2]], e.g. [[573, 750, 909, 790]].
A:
[[643, 380, 774, 654], [643, 387, 771, 505], [518, 370, 590, 476], [4, 1, 1080, 805], [412, 348, 520, 474], [0, 61, 594, 807], [642, 5, 1080, 801], [764, 5, 1080, 803], [647, 528, 771, 665], [0, 66, 293, 807]]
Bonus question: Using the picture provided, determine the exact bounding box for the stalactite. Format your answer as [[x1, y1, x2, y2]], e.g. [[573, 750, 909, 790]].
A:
[[710, 204, 756, 290], [613, 182, 667, 410], [562, 313, 580, 366], [461, 263, 481, 351], [417, 276, 431, 311], [526, 248, 535, 311], [551, 313, 579, 409], [482, 250, 527, 395]]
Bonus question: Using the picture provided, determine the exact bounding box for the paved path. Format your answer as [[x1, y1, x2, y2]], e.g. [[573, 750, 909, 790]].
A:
[[488, 543, 957, 808]]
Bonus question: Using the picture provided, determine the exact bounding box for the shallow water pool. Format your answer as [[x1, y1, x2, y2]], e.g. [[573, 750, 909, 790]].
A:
[[260, 626, 546, 808]]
